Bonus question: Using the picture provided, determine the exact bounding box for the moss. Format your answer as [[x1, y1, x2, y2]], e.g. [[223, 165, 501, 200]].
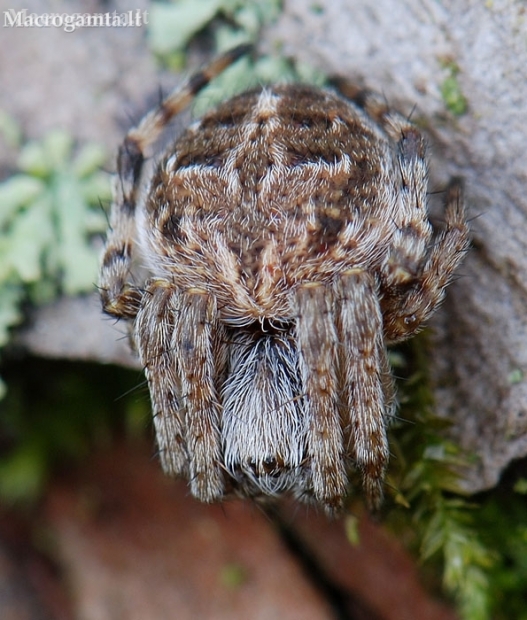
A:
[[476, 485, 527, 620], [385, 336, 527, 620], [219, 562, 248, 588], [439, 60, 468, 116]]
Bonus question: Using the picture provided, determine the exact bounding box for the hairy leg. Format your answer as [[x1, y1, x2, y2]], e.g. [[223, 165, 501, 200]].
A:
[[135, 280, 188, 475], [175, 289, 225, 502], [334, 81, 434, 289], [336, 269, 389, 511], [295, 283, 346, 512], [383, 180, 469, 341]]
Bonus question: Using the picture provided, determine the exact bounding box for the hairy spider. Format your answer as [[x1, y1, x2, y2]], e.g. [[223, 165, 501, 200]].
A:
[[99, 45, 469, 513]]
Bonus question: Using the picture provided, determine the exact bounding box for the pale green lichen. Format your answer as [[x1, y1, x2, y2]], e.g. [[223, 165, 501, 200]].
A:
[[148, 0, 282, 58], [0, 115, 111, 393]]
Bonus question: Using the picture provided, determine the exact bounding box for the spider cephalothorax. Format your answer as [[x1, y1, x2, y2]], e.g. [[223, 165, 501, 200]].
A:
[[100, 46, 469, 513]]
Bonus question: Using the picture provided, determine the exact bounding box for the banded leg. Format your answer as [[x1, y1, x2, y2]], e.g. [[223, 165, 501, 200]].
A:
[[296, 283, 346, 512], [420, 180, 469, 295], [98, 154, 143, 319], [135, 280, 188, 475], [382, 109, 433, 291], [336, 269, 389, 511], [383, 180, 469, 342], [175, 289, 224, 502]]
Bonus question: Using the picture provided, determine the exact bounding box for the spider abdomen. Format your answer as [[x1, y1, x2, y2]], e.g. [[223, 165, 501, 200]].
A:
[[138, 85, 401, 322]]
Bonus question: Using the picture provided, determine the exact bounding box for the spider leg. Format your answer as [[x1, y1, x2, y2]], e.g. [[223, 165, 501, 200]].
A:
[[336, 82, 436, 290], [135, 279, 188, 476], [383, 113, 434, 291], [336, 269, 390, 512], [383, 180, 469, 341], [330, 79, 387, 124], [175, 289, 225, 502], [295, 283, 346, 512], [382, 181, 469, 342], [421, 180, 469, 292], [332, 80, 418, 148], [126, 44, 251, 154], [98, 135, 145, 319], [360, 101, 467, 341]]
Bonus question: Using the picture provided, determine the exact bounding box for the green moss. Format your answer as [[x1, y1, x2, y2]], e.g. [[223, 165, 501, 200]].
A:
[[219, 562, 248, 588], [385, 336, 527, 620], [440, 61, 468, 116]]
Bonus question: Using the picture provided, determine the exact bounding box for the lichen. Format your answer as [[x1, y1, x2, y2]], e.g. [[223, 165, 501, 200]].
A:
[[0, 114, 111, 397], [148, 0, 325, 114]]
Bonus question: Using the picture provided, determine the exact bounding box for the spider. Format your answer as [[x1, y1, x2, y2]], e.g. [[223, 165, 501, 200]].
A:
[[99, 45, 469, 513]]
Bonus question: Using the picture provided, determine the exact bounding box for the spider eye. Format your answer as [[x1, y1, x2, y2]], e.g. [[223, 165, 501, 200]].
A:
[[403, 314, 417, 326]]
